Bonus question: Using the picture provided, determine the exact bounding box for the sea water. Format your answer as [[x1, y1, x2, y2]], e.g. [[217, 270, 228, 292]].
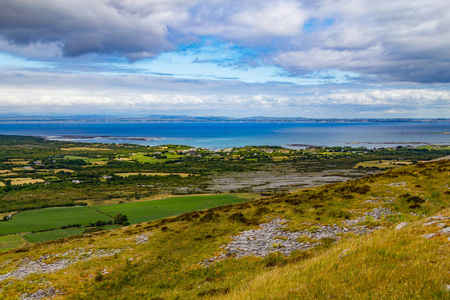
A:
[[0, 122, 449, 149]]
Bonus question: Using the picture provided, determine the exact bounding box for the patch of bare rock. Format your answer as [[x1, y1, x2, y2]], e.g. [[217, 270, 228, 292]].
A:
[[422, 215, 450, 240], [127, 233, 152, 244], [0, 248, 124, 282], [344, 207, 396, 226], [200, 211, 386, 266], [20, 286, 57, 300]]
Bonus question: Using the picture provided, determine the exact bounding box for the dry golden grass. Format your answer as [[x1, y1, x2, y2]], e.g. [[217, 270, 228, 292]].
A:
[[60, 147, 112, 151], [115, 172, 194, 177], [0, 182, 5, 187], [219, 211, 450, 300], [0, 211, 17, 218], [53, 169, 74, 173], [4, 160, 29, 165], [353, 160, 413, 169], [10, 178, 45, 185], [272, 156, 290, 161], [91, 161, 108, 165], [12, 167, 34, 171], [0, 172, 18, 177]]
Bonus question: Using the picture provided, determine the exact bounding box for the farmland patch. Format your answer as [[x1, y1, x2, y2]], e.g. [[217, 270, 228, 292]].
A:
[[354, 160, 413, 169], [115, 172, 194, 177], [23, 228, 86, 244], [60, 147, 112, 151], [95, 194, 247, 224], [0, 235, 25, 252], [0, 207, 111, 235], [10, 178, 45, 185]]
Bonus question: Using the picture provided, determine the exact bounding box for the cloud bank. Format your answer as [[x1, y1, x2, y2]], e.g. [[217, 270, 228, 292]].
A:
[[0, 70, 448, 117]]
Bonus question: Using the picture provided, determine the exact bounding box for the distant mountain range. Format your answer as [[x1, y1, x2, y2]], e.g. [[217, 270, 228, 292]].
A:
[[0, 115, 449, 123]]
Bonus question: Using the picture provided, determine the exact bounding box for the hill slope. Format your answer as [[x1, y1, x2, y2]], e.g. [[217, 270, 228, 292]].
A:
[[0, 160, 449, 299]]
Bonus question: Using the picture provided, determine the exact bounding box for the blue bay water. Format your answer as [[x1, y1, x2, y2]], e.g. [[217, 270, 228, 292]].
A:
[[0, 122, 449, 149]]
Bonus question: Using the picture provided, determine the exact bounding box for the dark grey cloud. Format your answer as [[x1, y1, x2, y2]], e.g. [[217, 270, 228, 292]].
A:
[[0, 0, 185, 59]]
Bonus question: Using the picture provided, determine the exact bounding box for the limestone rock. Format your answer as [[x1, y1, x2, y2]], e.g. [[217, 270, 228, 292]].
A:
[[439, 227, 450, 235], [423, 233, 436, 239], [395, 222, 408, 230]]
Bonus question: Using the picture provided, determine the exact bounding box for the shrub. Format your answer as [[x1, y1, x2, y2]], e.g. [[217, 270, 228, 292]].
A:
[[406, 196, 425, 204], [199, 212, 219, 223], [228, 212, 247, 223], [114, 214, 129, 225], [264, 252, 287, 267], [255, 207, 270, 215], [409, 204, 421, 209], [327, 209, 351, 219]]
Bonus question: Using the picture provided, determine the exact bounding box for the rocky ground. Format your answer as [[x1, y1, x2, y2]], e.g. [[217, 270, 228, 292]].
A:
[[207, 168, 372, 193], [0, 248, 124, 299], [200, 206, 395, 266], [421, 215, 450, 240], [0, 248, 124, 283]]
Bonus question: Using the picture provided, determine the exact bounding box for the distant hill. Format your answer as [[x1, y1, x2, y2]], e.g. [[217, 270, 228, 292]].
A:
[[0, 115, 449, 123]]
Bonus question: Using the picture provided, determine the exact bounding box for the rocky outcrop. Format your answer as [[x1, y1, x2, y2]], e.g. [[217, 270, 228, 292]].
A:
[[422, 215, 450, 240], [201, 214, 383, 266], [20, 286, 57, 300], [0, 248, 124, 282], [344, 207, 396, 226]]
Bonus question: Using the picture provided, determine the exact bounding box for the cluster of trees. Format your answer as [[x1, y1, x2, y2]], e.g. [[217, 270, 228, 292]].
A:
[[114, 214, 129, 225], [87, 214, 129, 227]]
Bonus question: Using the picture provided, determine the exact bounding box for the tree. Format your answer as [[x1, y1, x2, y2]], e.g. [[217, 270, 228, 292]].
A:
[[114, 214, 129, 225]]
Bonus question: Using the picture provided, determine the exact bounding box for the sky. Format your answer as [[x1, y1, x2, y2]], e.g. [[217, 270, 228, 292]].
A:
[[0, 0, 449, 118]]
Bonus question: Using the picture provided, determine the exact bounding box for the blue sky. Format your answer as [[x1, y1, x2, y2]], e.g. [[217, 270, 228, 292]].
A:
[[0, 0, 449, 118]]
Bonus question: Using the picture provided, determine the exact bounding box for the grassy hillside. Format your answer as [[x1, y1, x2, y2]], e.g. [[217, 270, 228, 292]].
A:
[[0, 160, 448, 299]]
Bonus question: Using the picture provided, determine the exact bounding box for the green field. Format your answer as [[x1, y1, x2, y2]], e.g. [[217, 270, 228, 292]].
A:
[[64, 155, 89, 160], [95, 194, 247, 224], [130, 153, 183, 164], [23, 227, 86, 244], [0, 235, 25, 252], [0, 207, 111, 235], [64, 155, 108, 165]]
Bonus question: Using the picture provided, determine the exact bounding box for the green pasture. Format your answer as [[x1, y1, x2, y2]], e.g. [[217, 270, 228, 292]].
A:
[[0, 235, 25, 252], [64, 156, 108, 165], [86, 157, 108, 163], [95, 194, 248, 224], [130, 153, 184, 164], [23, 227, 86, 244], [0, 207, 111, 235], [23, 225, 120, 244], [64, 155, 89, 160]]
